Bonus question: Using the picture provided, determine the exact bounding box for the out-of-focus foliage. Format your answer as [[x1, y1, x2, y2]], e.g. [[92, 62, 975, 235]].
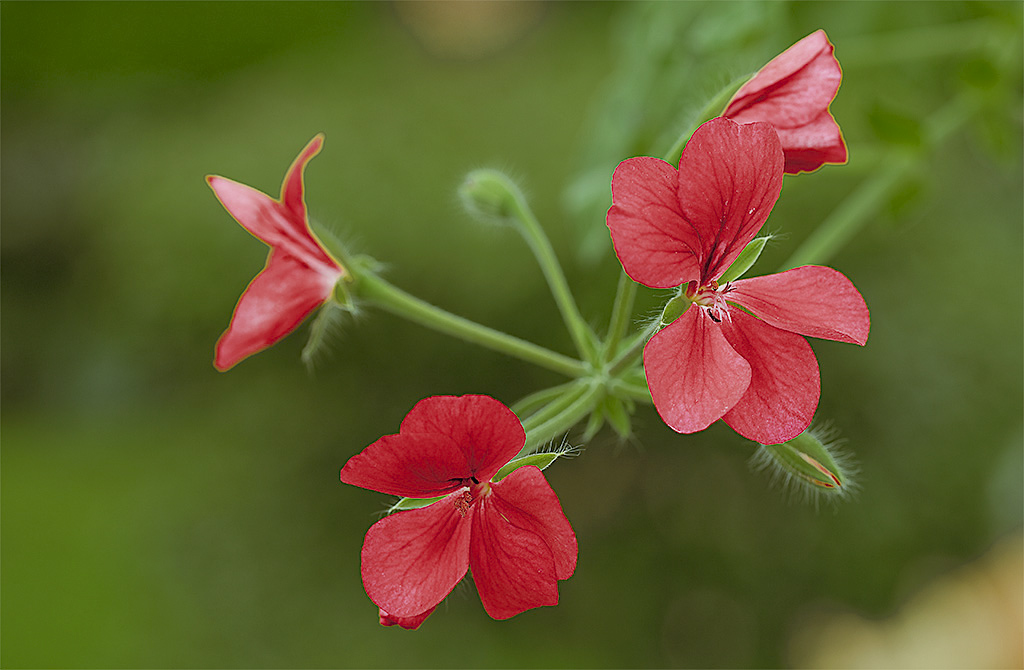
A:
[[2, 2, 1021, 668]]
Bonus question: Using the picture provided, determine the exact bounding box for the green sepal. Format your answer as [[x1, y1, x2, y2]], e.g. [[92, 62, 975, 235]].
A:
[[601, 396, 633, 439], [493, 452, 562, 482], [659, 292, 691, 326], [582, 410, 604, 443], [760, 431, 847, 491], [301, 301, 348, 369], [719, 236, 769, 284], [387, 494, 446, 514]]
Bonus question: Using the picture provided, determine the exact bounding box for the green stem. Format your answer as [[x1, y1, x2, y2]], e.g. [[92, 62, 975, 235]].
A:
[[608, 377, 652, 404], [354, 270, 588, 378], [520, 382, 604, 455], [780, 93, 982, 270], [603, 271, 637, 364], [511, 381, 580, 418], [840, 19, 1010, 67], [662, 72, 753, 163], [520, 381, 591, 436], [508, 192, 598, 362], [607, 323, 656, 377]]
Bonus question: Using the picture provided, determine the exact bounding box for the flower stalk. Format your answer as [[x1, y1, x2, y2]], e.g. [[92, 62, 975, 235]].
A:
[[351, 267, 588, 379]]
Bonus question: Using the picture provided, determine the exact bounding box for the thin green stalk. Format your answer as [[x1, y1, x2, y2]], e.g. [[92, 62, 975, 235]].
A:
[[508, 194, 598, 363], [520, 381, 592, 436], [662, 72, 753, 163], [608, 378, 652, 404], [607, 323, 656, 377], [355, 270, 587, 378], [520, 382, 604, 455], [511, 381, 580, 418], [603, 271, 637, 364], [781, 93, 982, 270]]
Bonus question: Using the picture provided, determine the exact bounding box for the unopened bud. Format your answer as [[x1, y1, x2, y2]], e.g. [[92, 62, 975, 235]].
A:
[[458, 168, 523, 225], [751, 425, 857, 503]]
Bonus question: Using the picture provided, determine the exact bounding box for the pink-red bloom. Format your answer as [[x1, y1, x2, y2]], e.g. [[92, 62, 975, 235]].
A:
[[340, 395, 577, 629], [207, 135, 345, 371], [723, 29, 846, 174], [607, 117, 869, 445]]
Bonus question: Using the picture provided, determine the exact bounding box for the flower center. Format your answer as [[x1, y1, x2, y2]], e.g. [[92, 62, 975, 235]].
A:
[[452, 479, 491, 517], [685, 280, 733, 323]]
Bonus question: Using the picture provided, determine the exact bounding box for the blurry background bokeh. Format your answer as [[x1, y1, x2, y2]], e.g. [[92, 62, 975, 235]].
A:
[[2, 2, 1021, 667]]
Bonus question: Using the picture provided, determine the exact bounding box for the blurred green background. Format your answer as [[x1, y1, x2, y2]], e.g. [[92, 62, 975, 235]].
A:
[[2, 2, 1021, 667]]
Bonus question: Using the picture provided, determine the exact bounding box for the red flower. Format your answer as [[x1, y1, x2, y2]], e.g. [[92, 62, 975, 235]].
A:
[[340, 395, 577, 629], [723, 29, 847, 174], [607, 118, 869, 445], [207, 135, 345, 371]]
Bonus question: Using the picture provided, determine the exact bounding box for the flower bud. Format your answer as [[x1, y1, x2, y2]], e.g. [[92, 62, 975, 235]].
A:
[[458, 168, 523, 225], [751, 425, 857, 503]]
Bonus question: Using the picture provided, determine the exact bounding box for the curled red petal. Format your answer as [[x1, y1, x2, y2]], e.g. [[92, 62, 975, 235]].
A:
[[469, 466, 576, 620], [378, 606, 435, 630], [728, 265, 869, 345], [607, 157, 702, 288], [720, 309, 820, 444], [643, 305, 751, 434], [398, 395, 526, 483], [774, 112, 848, 174], [724, 30, 846, 174], [213, 250, 340, 371], [676, 118, 784, 283], [282, 134, 323, 222], [360, 495, 472, 619], [206, 136, 338, 273]]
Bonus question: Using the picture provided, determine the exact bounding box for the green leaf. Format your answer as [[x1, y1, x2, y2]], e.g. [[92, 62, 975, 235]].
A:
[[719, 236, 769, 284]]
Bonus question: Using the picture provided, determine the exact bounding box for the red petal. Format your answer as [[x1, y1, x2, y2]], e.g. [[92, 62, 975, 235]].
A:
[[676, 118, 784, 283], [643, 305, 751, 434], [607, 157, 703, 288], [282, 134, 323, 222], [206, 136, 337, 271], [720, 309, 820, 444], [774, 111, 847, 174], [360, 496, 471, 619], [340, 432, 472, 498], [469, 466, 576, 620], [378, 607, 435, 630], [213, 250, 338, 370], [728, 266, 869, 345], [723, 30, 846, 174], [400, 395, 526, 483], [489, 466, 576, 580], [725, 30, 841, 129]]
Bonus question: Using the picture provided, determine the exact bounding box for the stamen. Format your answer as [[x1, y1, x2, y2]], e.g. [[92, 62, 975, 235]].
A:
[[454, 490, 473, 517]]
